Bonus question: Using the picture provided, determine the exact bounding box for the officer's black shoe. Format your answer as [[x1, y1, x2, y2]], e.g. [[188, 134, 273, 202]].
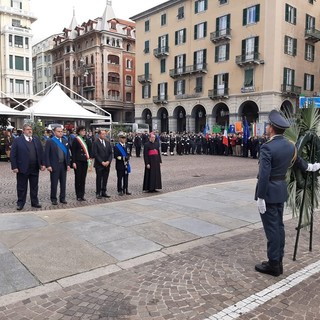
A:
[[125, 191, 131, 195], [262, 261, 283, 274], [96, 195, 102, 199], [32, 204, 42, 209], [60, 200, 67, 204], [77, 198, 82, 201], [17, 205, 23, 211], [101, 193, 111, 198], [51, 200, 58, 205], [81, 198, 86, 201], [118, 191, 124, 196], [255, 261, 281, 277]]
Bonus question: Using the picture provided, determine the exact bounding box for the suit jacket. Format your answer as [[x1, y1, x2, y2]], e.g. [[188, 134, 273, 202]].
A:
[[92, 138, 113, 168], [71, 136, 93, 164], [45, 137, 70, 170], [114, 143, 129, 171], [10, 135, 44, 174], [255, 135, 307, 203]]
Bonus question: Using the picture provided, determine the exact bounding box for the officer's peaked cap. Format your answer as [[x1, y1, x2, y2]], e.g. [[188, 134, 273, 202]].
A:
[[118, 131, 126, 138], [268, 110, 290, 130]]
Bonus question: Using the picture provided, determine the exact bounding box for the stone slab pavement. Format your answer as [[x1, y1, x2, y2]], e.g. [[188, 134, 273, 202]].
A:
[[0, 179, 320, 319]]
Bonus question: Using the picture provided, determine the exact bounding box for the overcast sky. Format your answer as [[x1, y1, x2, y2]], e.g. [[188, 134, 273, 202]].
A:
[[30, 0, 166, 44]]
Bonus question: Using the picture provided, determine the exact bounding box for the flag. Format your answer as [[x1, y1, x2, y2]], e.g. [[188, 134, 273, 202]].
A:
[[235, 121, 242, 133], [243, 117, 250, 143], [203, 123, 210, 136], [223, 127, 228, 146]]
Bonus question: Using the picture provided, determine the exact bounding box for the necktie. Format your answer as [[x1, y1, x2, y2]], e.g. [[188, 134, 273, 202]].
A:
[[102, 140, 105, 147], [28, 137, 32, 143]]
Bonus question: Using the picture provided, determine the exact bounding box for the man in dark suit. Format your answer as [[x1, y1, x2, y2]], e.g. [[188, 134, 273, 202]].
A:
[[92, 129, 112, 199], [255, 110, 320, 277], [45, 126, 70, 205], [10, 123, 45, 210], [71, 126, 92, 201], [114, 132, 131, 196]]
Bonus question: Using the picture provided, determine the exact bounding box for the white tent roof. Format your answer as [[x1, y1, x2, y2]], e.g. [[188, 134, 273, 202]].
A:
[[28, 85, 110, 120], [0, 103, 29, 116]]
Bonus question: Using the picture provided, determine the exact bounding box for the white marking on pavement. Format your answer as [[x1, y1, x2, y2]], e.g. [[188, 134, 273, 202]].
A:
[[204, 260, 320, 320]]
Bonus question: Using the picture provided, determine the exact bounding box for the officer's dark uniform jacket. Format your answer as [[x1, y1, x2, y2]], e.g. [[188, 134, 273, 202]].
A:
[[255, 135, 307, 203]]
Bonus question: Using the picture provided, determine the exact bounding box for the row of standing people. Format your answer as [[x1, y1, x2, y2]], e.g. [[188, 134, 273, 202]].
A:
[[10, 124, 162, 210]]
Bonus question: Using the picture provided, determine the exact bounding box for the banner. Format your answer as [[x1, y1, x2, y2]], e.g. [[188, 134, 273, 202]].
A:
[[299, 97, 320, 108]]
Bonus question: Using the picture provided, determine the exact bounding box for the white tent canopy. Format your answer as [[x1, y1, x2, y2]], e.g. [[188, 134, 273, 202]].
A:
[[27, 84, 110, 121], [0, 102, 29, 116]]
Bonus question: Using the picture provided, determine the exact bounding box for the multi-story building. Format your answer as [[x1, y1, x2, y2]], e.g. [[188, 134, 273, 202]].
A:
[[32, 35, 57, 95], [50, 1, 136, 122], [0, 0, 36, 107], [131, 0, 320, 133]]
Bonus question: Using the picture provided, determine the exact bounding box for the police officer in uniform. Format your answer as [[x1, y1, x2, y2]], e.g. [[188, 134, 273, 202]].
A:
[[255, 110, 320, 277]]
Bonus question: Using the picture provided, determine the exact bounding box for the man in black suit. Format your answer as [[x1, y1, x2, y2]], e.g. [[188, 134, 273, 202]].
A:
[[114, 132, 131, 196], [45, 126, 70, 205], [92, 129, 112, 199], [10, 123, 45, 210]]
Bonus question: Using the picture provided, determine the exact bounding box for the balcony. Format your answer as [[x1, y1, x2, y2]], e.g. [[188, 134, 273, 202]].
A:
[[210, 28, 231, 43], [281, 84, 301, 96], [153, 95, 168, 104], [175, 93, 201, 99], [241, 87, 255, 93], [169, 63, 208, 78], [208, 88, 229, 99], [153, 46, 169, 58], [305, 28, 320, 43], [83, 82, 95, 91], [235, 52, 262, 66], [138, 74, 152, 83]]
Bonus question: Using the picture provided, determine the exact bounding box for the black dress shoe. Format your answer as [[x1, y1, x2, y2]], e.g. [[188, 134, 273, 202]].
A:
[[118, 191, 124, 196], [262, 261, 283, 274], [51, 200, 58, 205], [17, 205, 23, 211], [60, 200, 67, 204], [81, 197, 86, 201], [125, 191, 132, 195], [101, 193, 111, 198], [255, 261, 281, 277], [77, 198, 82, 201], [96, 195, 102, 199], [32, 204, 42, 208]]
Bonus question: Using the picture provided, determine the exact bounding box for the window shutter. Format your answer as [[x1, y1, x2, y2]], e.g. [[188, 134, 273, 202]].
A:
[[215, 46, 219, 62], [226, 44, 230, 60], [193, 51, 197, 65], [304, 74, 307, 90], [241, 39, 246, 56], [312, 45, 315, 60], [174, 81, 177, 95], [204, 0, 208, 11], [165, 82, 168, 95], [284, 36, 288, 54], [227, 14, 231, 29], [292, 69, 295, 85], [194, 24, 198, 39], [204, 22, 207, 37], [174, 56, 177, 69], [293, 7, 297, 25], [183, 54, 186, 67], [165, 34, 168, 47], [283, 68, 287, 85], [148, 85, 151, 98], [203, 49, 207, 64], [158, 84, 160, 97], [142, 85, 144, 98], [305, 14, 309, 29], [224, 73, 229, 88], [311, 75, 314, 91], [182, 80, 186, 94], [195, 1, 198, 13], [216, 17, 219, 31], [144, 63, 149, 76], [183, 28, 186, 43], [175, 31, 178, 45], [254, 36, 259, 53], [214, 75, 218, 90], [293, 38, 297, 56], [285, 4, 289, 22], [256, 4, 260, 22], [158, 36, 161, 49], [243, 8, 247, 26]]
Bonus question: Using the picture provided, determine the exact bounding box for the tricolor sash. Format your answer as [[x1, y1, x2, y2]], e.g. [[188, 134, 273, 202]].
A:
[[76, 135, 91, 167], [52, 137, 68, 157]]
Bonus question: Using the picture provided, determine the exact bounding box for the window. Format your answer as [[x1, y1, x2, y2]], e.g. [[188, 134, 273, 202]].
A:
[[144, 62, 149, 77], [243, 5, 260, 25], [214, 73, 229, 94], [306, 14, 315, 30], [144, 40, 150, 53], [26, 80, 30, 95], [9, 35, 12, 46], [284, 36, 297, 56], [241, 36, 259, 60], [108, 72, 120, 83], [25, 37, 29, 49], [177, 6, 184, 19], [161, 13, 167, 26], [15, 56, 24, 70], [145, 20, 150, 32], [126, 92, 132, 102], [160, 58, 166, 73], [244, 69, 254, 88], [174, 79, 185, 95], [304, 74, 314, 91], [12, 19, 21, 27], [15, 80, 24, 94], [194, 49, 207, 69], [157, 34, 169, 52], [10, 79, 14, 93], [220, 0, 228, 4], [142, 84, 151, 99], [305, 43, 315, 61], [285, 4, 297, 25], [283, 67, 295, 86], [215, 44, 230, 62], [194, 22, 207, 39], [126, 75, 132, 86], [175, 28, 186, 45], [308, 0, 314, 4], [11, 0, 22, 9], [126, 59, 132, 69], [38, 69, 42, 77], [158, 82, 168, 99], [195, 0, 208, 13], [195, 77, 203, 93], [216, 14, 230, 34], [14, 35, 23, 47], [174, 54, 186, 73]]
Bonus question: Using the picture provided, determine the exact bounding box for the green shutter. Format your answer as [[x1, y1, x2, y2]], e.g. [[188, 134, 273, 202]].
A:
[[304, 74, 307, 90], [204, 22, 207, 37], [256, 4, 260, 22], [284, 36, 288, 54], [254, 36, 259, 53], [292, 69, 295, 85], [174, 81, 177, 95], [285, 4, 289, 22], [216, 17, 219, 31], [194, 24, 198, 39], [183, 54, 186, 67], [26, 57, 29, 71], [195, 1, 198, 13], [175, 31, 178, 45], [148, 85, 151, 98], [158, 36, 161, 49], [243, 8, 247, 26], [193, 51, 197, 65], [215, 46, 219, 62], [183, 28, 186, 43], [241, 39, 246, 55], [204, 0, 208, 11], [306, 14, 309, 29], [165, 34, 168, 47], [214, 75, 218, 89], [311, 75, 314, 91], [9, 55, 13, 69], [203, 49, 207, 64], [224, 73, 229, 88], [165, 82, 168, 95], [226, 44, 230, 60], [144, 63, 149, 76], [283, 68, 287, 85], [142, 85, 144, 98], [293, 38, 297, 56], [157, 84, 160, 97], [293, 7, 297, 25], [227, 14, 231, 28]]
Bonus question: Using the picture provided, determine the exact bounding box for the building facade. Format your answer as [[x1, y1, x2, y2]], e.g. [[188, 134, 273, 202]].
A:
[[131, 0, 320, 133], [49, 1, 136, 123], [0, 0, 36, 107]]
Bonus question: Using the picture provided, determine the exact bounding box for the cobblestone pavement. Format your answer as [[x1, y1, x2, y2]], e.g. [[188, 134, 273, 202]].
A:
[[0, 213, 319, 320], [0, 154, 257, 214]]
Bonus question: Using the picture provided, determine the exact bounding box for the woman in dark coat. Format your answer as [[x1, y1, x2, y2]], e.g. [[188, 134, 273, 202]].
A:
[[143, 133, 162, 192]]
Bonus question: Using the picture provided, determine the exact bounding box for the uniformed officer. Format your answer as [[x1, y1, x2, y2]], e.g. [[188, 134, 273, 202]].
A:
[[255, 110, 320, 277]]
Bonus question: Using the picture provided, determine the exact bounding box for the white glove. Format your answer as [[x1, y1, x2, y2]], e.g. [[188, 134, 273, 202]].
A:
[[307, 163, 320, 172], [257, 198, 266, 214]]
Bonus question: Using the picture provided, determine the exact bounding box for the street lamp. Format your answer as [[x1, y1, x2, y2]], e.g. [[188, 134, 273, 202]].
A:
[[79, 57, 89, 106]]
